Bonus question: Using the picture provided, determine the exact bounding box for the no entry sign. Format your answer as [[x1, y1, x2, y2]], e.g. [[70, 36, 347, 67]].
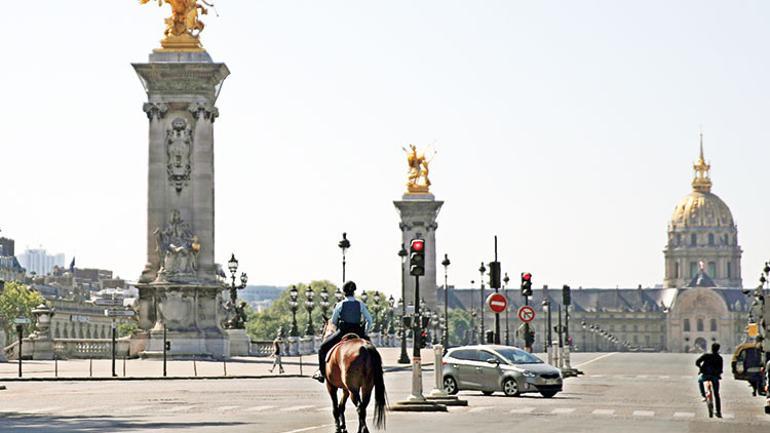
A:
[[486, 293, 508, 314], [518, 306, 536, 323]]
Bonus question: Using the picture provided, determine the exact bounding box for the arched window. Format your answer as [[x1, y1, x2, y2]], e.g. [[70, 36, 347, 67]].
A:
[[691, 234, 697, 246], [683, 319, 690, 332], [708, 262, 717, 278], [697, 318, 704, 332], [710, 319, 717, 332], [708, 234, 715, 246], [690, 262, 698, 278], [676, 234, 682, 246]]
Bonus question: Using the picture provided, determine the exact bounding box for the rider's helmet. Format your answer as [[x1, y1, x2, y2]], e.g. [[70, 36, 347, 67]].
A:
[[343, 281, 357, 296]]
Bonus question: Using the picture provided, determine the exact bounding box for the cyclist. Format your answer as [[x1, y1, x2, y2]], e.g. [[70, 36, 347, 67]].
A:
[[696, 343, 723, 418]]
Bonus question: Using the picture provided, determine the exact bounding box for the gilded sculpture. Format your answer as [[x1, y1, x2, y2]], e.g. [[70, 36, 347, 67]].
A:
[[139, 0, 213, 51], [402, 144, 435, 194]]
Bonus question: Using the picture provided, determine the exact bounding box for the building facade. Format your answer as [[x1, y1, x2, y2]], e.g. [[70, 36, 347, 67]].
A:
[[18, 248, 65, 277]]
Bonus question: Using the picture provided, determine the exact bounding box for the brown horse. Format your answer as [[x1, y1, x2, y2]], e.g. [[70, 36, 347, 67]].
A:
[[322, 321, 387, 433]]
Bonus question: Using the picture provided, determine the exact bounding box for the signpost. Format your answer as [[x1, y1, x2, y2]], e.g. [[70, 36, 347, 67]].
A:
[[486, 293, 508, 314], [518, 305, 536, 323], [94, 298, 124, 307], [104, 309, 135, 377], [13, 317, 30, 378]]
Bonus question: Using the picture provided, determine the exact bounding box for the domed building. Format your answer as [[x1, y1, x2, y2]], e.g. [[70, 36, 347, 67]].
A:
[[663, 136, 742, 288]]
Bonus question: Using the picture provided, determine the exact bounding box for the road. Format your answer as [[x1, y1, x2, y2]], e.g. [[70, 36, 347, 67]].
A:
[[0, 352, 767, 433]]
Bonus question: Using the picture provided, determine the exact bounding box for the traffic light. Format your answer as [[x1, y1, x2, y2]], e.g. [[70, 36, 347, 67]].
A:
[[521, 272, 533, 297], [409, 239, 425, 276], [489, 261, 501, 289], [164, 341, 172, 351], [562, 285, 571, 306]]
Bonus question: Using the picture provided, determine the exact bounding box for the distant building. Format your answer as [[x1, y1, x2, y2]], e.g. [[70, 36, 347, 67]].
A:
[[18, 248, 65, 276], [0, 237, 15, 257]]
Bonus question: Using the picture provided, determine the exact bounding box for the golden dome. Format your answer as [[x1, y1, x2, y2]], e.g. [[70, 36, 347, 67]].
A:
[[670, 191, 734, 229]]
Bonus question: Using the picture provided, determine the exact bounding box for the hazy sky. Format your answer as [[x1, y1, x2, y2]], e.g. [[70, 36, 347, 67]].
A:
[[2, 1, 769, 298]]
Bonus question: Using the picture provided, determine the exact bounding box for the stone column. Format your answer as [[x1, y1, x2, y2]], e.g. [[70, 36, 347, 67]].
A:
[[394, 194, 443, 309], [132, 50, 231, 359]]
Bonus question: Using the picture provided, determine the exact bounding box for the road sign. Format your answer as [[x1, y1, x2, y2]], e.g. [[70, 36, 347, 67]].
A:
[[94, 298, 123, 306], [486, 293, 508, 314], [70, 315, 90, 323], [104, 309, 136, 318], [13, 318, 30, 325], [518, 305, 536, 323]]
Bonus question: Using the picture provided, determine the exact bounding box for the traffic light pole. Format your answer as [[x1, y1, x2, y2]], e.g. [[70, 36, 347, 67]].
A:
[[162, 324, 168, 377], [17, 324, 23, 378], [410, 274, 424, 401], [111, 319, 117, 377]]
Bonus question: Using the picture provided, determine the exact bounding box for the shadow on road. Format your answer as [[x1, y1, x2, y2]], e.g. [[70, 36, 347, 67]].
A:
[[0, 413, 246, 432]]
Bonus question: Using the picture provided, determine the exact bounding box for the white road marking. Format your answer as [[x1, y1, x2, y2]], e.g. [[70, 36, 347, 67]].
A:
[[23, 406, 63, 414], [281, 405, 317, 412], [160, 405, 198, 413], [120, 405, 152, 413], [509, 407, 534, 414], [592, 409, 615, 416], [658, 375, 670, 379], [468, 406, 493, 413], [633, 410, 655, 417], [216, 405, 241, 412], [551, 408, 575, 414], [723, 414, 735, 419], [574, 352, 617, 368], [276, 425, 335, 433], [246, 405, 276, 412], [673, 412, 695, 418]]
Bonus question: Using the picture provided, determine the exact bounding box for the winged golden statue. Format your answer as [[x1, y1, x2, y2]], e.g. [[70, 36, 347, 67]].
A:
[[401, 144, 435, 194], [140, 0, 213, 51]]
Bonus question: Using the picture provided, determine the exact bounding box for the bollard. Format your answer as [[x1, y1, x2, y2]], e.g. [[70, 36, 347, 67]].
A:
[[223, 359, 227, 377], [123, 357, 127, 377], [299, 355, 303, 376], [193, 355, 198, 377], [429, 344, 448, 397], [89, 358, 93, 378], [54, 354, 58, 378]]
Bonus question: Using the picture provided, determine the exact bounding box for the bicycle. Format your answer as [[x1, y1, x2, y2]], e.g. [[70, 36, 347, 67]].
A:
[[705, 379, 714, 418]]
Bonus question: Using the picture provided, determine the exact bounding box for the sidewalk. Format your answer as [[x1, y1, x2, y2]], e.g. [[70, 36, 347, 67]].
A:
[[0, 348, 436, 381]]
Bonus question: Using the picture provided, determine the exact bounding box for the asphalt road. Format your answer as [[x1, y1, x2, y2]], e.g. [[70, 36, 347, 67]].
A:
[[0, 352, 767, 433]]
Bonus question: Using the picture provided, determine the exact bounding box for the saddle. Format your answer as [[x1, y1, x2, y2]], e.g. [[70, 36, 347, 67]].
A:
[[325, 333, 363, 363]]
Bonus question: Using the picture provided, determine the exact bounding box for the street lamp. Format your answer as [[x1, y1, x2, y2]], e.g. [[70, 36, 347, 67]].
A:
[[373, 292, 382, 334], [478, 262, 487, 343], [338, 233, 351, 284], [304, 285, 315, 336], [503, 272, 510, 346], [224, 253, 248, 329], [319, 289, 331, 327], [398, 245, 409, 364], [387, 295, 396, 337], [441, 253, 451, 348], [334, 287, 344, 302], [289, 286, 299, 337], [362, 291, 369, 304], [431, 311, 440, 345]]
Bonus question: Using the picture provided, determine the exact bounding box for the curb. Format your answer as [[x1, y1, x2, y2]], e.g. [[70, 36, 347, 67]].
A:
[[0, 374, 306, 383]]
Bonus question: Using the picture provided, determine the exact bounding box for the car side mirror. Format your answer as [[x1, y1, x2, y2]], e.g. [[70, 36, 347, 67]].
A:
[[486, 358, 500, 365]]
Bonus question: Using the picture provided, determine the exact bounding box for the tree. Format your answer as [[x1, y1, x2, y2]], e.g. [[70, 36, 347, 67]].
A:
[[447, 309, 474, 346], [0, 282, 45, 337]]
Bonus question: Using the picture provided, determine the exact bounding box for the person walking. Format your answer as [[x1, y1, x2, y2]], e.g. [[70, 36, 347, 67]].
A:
[[743, 342, 764, 396], [696, 342, 723, 418], [269, 328, 285, 374]]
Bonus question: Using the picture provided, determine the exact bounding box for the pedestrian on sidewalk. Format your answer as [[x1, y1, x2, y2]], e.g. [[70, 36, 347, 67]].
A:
[[269, 328, 285, 374]]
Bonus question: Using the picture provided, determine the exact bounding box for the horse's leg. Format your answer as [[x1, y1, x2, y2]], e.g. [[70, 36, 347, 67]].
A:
[[326, 383, 341, 433], [338, 389, 350, 433], [357, 385, 372, 433]]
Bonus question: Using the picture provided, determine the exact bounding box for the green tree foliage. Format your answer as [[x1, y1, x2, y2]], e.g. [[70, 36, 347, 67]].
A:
[[447, 308, 474, 346], [117, 322, 138, 338], [0, 282, 45, 337], [245, 281, 389, 341]]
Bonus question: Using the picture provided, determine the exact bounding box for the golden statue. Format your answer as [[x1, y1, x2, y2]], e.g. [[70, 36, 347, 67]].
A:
[[402, 144, 435, 194], [140, 0, 213, 51]]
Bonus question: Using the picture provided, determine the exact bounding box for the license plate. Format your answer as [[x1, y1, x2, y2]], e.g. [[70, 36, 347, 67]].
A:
[[545, 379, 559, 385]]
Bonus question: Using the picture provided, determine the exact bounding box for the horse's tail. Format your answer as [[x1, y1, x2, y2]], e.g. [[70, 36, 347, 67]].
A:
[[364, 344, 387, 429]]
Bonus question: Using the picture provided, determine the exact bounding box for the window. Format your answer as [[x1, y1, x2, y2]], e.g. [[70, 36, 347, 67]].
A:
[[708, 262, 717, 278], [621, 324, 627, 332], [727, 262, 732, 279], [690, 262, 698, 278], [691, 234, 697, 246], [633, 324, 638, 332], [697, 318, 704, 332], [676, 234, 682, 245], [450, 350, 475, 361], [708, 234, 715, 246], [675, 262, 680, 278], [684, 319, 690, 332], [710, 319, 717, 332], [645, 335, 650, 346]]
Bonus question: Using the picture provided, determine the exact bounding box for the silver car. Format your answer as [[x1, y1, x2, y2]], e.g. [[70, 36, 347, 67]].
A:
[[442, 345, 563, 398]]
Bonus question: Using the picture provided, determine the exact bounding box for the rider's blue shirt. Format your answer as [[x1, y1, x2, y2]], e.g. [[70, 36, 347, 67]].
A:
[[330, 296, 373, 333]]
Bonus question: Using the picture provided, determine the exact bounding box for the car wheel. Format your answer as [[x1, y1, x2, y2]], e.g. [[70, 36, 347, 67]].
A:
[[540, 390, 558, 398], [443, 376, 458, 395], [502, 378, 520, 397], [482, 391, 494, 396]]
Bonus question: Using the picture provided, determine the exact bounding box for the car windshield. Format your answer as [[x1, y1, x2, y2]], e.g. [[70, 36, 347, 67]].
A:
[[495, 348, 543, 364]]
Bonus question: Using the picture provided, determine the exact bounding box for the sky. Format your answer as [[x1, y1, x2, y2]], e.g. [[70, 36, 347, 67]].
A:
[[1, 1, 769, 298]]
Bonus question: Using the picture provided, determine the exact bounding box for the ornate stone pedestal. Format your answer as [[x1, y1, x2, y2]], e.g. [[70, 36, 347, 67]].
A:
[[394, 194, 443, 309], [132, 49, 231, 359], [226, 328, 251, 357]]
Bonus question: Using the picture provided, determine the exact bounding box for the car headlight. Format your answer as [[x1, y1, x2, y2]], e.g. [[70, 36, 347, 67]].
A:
[[522, 370, 537, 378]]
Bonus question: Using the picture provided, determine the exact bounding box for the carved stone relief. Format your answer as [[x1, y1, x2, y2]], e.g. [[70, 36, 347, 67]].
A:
[[143, 102, 169, 120], [188, 101, 219, 122], [154, 210, 201, 283], [166, 118, 193, 194]]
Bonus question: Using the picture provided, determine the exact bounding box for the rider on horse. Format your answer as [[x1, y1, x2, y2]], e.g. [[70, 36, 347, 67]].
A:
[[313, 281, 373, 383]]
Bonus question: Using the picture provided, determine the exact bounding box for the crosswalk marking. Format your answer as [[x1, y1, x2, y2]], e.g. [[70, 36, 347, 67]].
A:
[[246, 405, 276, 412], [281, 405, 317, 412], [551, 408, 575, 414], [673, 412, 694, 418], [468, 406, 493, 413], [633, 410, 655, 417], [592, 409, 614, 416], [509, 407, 534, 414]]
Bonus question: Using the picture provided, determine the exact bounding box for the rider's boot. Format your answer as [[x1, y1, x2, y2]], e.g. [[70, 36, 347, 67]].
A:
[[312, 370, 325, 383]]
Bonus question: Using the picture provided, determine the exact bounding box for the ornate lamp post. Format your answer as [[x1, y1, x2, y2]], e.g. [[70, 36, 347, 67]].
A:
[[224, 253, 248, 329], [441, 253, 451, 348], [503, 272, 510, 345], [470, 310, 478, 344], [304, 285, 315, 336], [431, 311, 440, 345], [319, 289, 331, 326], [397, 245, 410, 363], [373, 292, 382, 333], [289, 286, 299, 337], [478, 263, 487, 342], [334, 287, 344, 303], [338, 233, 351, 283], [387, 295, 396, 338], [361, 291, 369, 304]]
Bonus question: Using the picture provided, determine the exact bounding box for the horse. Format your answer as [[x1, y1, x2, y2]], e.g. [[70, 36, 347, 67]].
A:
[[322, 320, 387, 433]]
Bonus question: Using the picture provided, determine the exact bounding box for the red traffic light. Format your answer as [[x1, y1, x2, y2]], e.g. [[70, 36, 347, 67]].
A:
[[411, 239, 425, 252], [522, 272, 532, 281]]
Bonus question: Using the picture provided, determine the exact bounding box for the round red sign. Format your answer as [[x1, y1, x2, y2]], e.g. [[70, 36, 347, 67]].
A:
[[518, 305, 536, 323], [486, 293, 508, 314]]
